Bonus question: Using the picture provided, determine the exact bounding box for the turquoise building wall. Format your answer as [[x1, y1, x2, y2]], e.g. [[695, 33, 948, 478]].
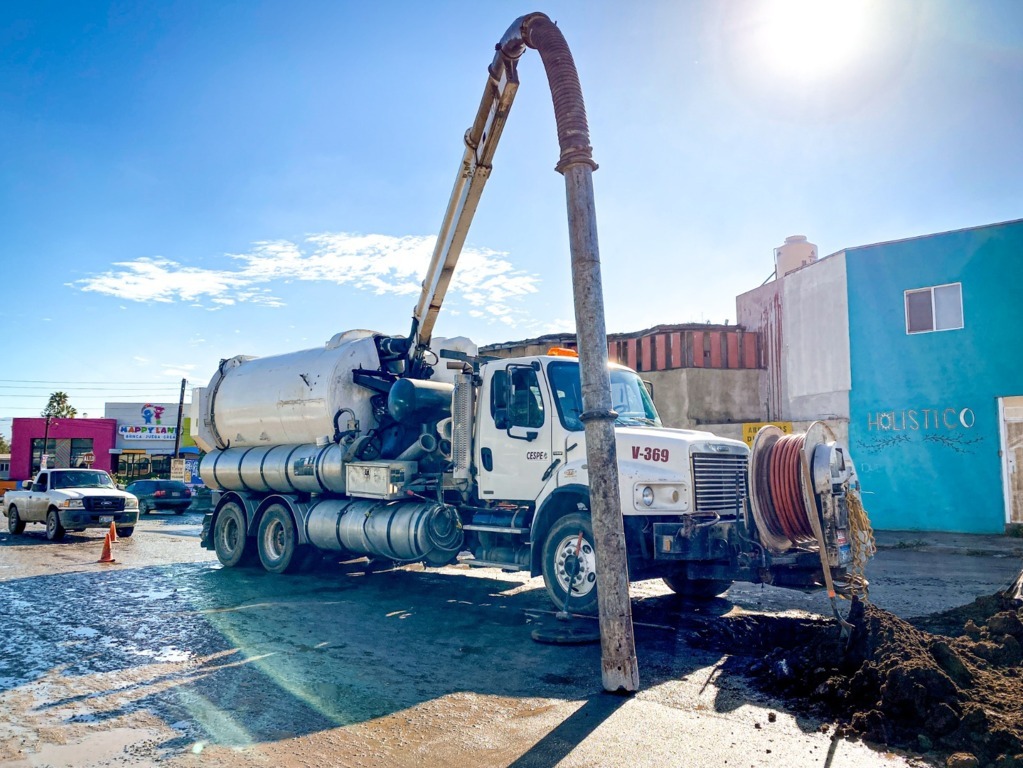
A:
[[846, 219, 1023, 533]]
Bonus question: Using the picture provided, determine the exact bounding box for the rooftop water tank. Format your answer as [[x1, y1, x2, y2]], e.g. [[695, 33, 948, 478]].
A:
[[774, 235, 817, 278]]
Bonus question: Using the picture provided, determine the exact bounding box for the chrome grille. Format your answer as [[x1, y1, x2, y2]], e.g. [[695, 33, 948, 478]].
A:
[[83, 496, 126, 512], [691, 452, 748, 513]]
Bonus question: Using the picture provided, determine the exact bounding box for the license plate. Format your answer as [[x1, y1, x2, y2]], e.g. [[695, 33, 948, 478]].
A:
[[100, 516, 113, 523]]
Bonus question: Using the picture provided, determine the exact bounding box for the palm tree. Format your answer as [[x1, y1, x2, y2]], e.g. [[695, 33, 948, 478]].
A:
[[42, 392, 77, 419]]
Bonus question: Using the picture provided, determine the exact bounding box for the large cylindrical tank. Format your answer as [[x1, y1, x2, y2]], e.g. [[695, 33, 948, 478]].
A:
[[199, 330, 383, 450], [774, 235, 817, 278], [200, 444, 346, 494], [305, 498, 463, 566]]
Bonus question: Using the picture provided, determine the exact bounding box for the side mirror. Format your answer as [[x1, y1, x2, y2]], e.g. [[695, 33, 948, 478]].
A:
[[21, 480, 32, 490], [507, 425, 539, 442]]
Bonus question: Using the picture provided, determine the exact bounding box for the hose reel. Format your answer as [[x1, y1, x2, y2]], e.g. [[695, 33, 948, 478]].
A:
[[749, 421, 848, 554]]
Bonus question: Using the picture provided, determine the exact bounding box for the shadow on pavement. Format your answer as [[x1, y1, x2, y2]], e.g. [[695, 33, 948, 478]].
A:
[[0, 555, 883, 760]]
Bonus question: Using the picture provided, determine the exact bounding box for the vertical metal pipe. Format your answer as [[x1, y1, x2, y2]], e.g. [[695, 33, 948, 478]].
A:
[[564, 163, 639, 693], [513, 12, 639, 693]]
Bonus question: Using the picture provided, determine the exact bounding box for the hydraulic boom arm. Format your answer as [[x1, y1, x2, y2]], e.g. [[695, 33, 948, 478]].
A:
[[409, 42, 524, 372]]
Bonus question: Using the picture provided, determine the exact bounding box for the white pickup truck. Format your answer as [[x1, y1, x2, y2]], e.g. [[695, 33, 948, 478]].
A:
[[3, 468, 140, 540]]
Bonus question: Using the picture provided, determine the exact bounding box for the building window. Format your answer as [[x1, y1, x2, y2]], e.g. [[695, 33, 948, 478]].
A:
[[905, 282, 963, 334], [31, 438, 58, 474], [71, 438, 94, 467]]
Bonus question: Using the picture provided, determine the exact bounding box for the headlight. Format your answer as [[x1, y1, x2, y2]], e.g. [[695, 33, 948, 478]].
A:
[[633, 482, 689, 512], [124, 498, 139, 510], [61, 499, 85, 509]]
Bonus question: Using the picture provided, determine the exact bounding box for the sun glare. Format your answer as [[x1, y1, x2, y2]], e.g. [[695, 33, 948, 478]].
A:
[[752, 0, 874, 82]]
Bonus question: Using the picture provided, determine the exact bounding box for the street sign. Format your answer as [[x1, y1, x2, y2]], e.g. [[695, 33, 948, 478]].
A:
[[81, 452, 96, 466], [741, 421, 793, 447], [170, 458, 186, 481]]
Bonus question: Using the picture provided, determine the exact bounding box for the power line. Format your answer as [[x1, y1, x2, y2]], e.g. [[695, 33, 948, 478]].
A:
[[0, 380, 194, 386], [0, 385, 187, 391], [0, 392, 182, 398]]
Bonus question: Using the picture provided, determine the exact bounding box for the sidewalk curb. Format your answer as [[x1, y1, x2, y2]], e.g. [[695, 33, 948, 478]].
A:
[[874, 530, 1023, 559]]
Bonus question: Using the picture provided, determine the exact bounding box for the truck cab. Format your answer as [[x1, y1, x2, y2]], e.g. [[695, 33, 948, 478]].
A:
[[462, 351, 751, 612]]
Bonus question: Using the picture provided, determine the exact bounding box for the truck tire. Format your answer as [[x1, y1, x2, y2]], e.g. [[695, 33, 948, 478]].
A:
[[214, 502, 254, 568], [116, 526, 135, 538], [8, 506, 25, 535], [257, 504, 305, 575], [46, 509, 66, 541], [541, 512, 599, 615], [662, 569, 730, 599]]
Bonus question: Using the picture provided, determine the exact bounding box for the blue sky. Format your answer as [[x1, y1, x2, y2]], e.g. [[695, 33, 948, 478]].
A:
[[1, 0, 1021, 434]]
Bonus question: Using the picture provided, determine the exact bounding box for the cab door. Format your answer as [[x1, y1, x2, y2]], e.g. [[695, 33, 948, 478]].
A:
[[476, 362, 554, 501], [26, 472, 49, 521]]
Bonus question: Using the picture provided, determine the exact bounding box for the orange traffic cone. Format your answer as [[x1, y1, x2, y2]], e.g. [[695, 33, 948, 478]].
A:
[[98, 533, 116, 564], [108, 521, 118, 543]]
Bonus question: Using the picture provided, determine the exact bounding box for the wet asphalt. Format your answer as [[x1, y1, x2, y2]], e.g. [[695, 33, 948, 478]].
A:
[[0, 510, 1020, 767]]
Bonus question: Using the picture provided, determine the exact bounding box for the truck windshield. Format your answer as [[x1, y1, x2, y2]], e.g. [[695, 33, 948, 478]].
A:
[[547, 360, 662, 431], [51, 471, 116, 489]]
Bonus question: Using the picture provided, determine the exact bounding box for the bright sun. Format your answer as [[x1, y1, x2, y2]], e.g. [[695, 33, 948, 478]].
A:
[[751, 0, 875, 82]]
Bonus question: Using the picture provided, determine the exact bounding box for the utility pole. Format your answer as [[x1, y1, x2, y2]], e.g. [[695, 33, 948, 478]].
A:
[[173, 378, 186, 456], [40, 415, 53, 471], [501, 13, 639, 693]]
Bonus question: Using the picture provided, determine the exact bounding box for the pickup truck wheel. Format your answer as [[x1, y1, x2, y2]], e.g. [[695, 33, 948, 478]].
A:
[[257, 504, 302, 574], [541, 512, 599, 615], [662, 570, 730, 599], [214, 502, 254, 568], [46, 509, 66, 541], [7, 505, 25, 535], [116, 526, 135, 538]]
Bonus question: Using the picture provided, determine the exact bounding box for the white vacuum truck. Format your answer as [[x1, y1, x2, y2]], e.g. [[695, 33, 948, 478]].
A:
[[191, 15, 868, 614]]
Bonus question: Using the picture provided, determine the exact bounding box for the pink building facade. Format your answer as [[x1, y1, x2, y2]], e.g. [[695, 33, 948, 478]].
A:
[[9, 418, 118, 481]]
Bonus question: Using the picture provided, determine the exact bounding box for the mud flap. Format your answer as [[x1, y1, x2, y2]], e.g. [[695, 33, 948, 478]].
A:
[[200, 512, 214, 550]]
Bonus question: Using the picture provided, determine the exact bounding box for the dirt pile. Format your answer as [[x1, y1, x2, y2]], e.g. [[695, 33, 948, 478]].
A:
[[689, 593, 1023, 765]]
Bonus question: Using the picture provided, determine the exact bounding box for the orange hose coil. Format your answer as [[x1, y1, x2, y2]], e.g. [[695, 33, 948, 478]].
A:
[[758, 434, 814, 543]]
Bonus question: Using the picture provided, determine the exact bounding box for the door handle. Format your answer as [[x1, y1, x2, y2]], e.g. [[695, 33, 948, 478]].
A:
[[481, 447, 493, 472]]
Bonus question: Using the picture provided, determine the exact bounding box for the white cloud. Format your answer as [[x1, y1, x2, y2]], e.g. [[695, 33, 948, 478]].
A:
[[75, 233, 539, 324]]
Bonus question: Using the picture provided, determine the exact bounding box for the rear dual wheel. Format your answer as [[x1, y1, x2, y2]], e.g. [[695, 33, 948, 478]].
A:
[[213, 502, 257, 568], [257, 504, 315, 574]]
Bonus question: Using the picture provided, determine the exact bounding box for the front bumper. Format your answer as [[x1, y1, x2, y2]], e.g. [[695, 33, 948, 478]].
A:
[[60, 510, 139, 528]]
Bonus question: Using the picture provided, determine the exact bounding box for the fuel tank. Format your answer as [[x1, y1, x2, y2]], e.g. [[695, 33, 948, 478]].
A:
[[199, 443, 346, 495], [192, 330, 383, 452], [305, 498, 464, 566]]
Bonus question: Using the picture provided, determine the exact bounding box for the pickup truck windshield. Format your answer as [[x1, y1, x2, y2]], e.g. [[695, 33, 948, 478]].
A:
[[50, 471, 116, 490], [548, 360, 662, 431]]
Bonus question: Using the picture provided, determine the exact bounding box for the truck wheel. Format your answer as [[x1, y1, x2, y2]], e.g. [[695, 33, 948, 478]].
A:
[[7, 506, 25, 535], [116, 526, 135, 538], [214, 502, 254, 568], [46, 509, 66, 541], [662, 569, 730, 599], [257, 504, 304, 574], [541, 512, 599, 615]]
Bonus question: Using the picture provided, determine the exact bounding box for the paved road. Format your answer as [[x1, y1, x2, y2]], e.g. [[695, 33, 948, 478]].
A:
[[1, 512, 1019, 767]]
